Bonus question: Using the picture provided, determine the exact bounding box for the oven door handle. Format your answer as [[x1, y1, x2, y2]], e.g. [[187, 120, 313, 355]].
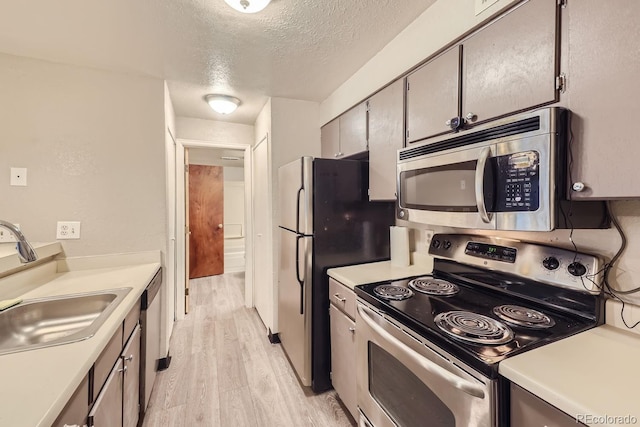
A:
[[357, 305, 486, 399], [475, 146, 493, 224]]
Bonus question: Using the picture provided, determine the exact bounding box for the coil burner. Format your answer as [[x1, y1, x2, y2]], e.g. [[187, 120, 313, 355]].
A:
[[435, 311, 514, 345], [373, 285, 414, 301], [493, 305, 556, 329], [408, 277, 459, 296]]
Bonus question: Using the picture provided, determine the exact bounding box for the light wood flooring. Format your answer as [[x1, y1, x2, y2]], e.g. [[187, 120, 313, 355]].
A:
[[143, 272, 356, 427]]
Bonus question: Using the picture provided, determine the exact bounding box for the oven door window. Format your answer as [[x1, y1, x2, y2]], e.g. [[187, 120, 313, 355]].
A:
[[399, 160, 494, 212], [369, 342, 455, 427]]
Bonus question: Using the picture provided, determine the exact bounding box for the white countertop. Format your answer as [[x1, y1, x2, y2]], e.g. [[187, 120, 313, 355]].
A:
[[0, 254, 160, 427], [327, 253, 434, 290], [500, 301, 640, 427]]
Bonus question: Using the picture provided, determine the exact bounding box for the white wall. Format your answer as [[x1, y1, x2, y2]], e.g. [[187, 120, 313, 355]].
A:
[[176, 117, 254, 146], [0, 52, 167, 257], [320, 0, 519, 124]]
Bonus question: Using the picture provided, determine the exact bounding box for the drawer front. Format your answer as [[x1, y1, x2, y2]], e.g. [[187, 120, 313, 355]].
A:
[[93, 326, 123, 401], [511, 384, 587, 426], [123, 300, 141, 344], [329, 278, 356, 320]]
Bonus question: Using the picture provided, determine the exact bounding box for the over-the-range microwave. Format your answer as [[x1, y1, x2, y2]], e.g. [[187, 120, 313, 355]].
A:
[[396, 107, 608, 231]]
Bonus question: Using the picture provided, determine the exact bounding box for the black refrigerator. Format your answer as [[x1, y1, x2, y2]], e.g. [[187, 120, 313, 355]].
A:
[[278, 156, 395, 392]]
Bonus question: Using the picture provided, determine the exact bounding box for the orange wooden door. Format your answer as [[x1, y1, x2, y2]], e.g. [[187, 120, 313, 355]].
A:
[[188, 164, 224, 279]]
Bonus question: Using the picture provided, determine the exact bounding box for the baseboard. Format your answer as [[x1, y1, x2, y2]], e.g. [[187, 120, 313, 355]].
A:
[[268, 329, 281, 344], [224, 251, 245, 274]]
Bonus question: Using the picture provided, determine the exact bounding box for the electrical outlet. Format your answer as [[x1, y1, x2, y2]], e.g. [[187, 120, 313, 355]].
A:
[[56, 221, 81, 239], [0, 224, 19, 242], [422, 229, 434, 250]]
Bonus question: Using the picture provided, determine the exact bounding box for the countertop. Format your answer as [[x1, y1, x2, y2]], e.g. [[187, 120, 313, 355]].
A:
[[500, 299, 640, 426], [327, 252, 434, 290], [0, 252, 160, 427]]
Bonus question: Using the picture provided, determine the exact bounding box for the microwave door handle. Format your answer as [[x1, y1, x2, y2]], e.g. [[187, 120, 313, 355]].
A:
[[357, 305, 485, 399], [475, 146, 493, 224]]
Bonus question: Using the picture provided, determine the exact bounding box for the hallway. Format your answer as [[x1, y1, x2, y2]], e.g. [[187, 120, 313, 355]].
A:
[[143, 273, 355, 426]]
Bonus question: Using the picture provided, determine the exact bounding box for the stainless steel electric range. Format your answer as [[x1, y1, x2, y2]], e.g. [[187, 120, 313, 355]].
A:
[[355, 234, 604, 427]]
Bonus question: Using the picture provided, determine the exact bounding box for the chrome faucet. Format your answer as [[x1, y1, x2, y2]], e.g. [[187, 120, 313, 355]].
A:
[[0, 220, 38, 263]]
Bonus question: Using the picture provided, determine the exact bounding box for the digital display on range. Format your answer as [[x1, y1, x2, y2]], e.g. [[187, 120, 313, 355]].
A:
[[465, 242, 517, 263]]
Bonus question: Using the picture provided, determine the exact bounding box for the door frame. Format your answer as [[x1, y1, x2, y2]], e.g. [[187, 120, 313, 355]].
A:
[[175, 138, 253, 320]]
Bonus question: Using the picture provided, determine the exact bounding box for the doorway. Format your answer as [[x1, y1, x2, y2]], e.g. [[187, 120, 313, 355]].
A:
[[175, 140, 253, 320]]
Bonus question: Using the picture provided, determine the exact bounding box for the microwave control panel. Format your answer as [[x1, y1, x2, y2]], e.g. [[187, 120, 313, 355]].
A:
[[494, 151, 539, 212]]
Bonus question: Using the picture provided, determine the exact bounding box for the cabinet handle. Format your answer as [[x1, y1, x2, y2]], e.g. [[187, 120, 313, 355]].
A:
[[348, 327, 355, 333], [333, 293, 347, 303], [118, 366, 128, 373], [123, 354, 134, 362], [465, 112, 476, 121], [445, 119, 452, 126]]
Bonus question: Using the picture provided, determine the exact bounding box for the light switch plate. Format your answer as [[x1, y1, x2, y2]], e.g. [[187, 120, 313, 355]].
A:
[[10, 168, 27, 186], [56, 221, 81, 239]]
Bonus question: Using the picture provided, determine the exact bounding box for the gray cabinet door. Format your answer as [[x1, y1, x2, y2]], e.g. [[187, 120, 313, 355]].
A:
[[329, 304, 357, 419], [565, 0, 640, 198], [368, 80, 404, 200], [406, 46, 460, 143], [123, 324, 141, 427], [53, 375, 89, 427], [88, 359, 124, 427], [462, 0, 558, 125], [321, 118, 340, 159], [339, 102, 368, 157], [511, 384, 587, 426]]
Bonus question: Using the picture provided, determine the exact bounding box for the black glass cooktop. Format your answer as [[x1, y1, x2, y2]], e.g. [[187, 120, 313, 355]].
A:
[[355, 260, 603, 379]]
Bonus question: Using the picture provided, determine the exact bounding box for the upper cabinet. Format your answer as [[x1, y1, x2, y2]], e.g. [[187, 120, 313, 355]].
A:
[[406, 0, 560, 144], [406, 47, 460, 142], [563, 0, 640, 199], [320, 118, 340, 159], [368, 80, 404, 201], [321, 102, 367, 159]]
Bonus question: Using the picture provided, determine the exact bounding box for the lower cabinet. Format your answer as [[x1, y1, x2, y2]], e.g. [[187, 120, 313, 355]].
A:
[[329, 278, 357, 419], [90, 324, 141, 427], [89, 358, 124, 426], [122, 324, 141, 427], [54, 299, 144, 427], [511, 383, 587, 426]]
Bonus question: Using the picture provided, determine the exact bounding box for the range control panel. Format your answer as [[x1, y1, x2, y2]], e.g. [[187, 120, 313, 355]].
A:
[[429, 234, 603, 294]]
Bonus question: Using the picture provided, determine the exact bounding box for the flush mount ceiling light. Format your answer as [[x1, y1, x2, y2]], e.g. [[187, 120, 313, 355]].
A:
[[205, 94, 241, 115], [221, 156, 242, 161], [223, 0, 271, 13]]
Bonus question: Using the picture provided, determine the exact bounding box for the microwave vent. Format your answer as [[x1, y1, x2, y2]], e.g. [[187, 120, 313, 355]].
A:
[[400, 116, 540, 161]]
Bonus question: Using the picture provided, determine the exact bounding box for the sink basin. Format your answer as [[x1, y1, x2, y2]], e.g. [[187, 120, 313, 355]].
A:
[[0, 288, 132, 356]]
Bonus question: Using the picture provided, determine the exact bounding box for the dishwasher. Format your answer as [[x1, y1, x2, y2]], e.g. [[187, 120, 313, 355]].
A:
[[140, 268, 163, 414]]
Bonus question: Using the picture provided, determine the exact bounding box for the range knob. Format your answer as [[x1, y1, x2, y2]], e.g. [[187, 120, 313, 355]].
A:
[[542, 257, 560, 270], [443, 240, 452, 250], [567, 262, 587, 277], [431, 239, 441, 249]]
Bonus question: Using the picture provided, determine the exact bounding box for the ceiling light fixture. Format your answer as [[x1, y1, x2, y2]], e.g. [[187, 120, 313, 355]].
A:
[[221, 156, 242, 161], [205, 94, 241, 115], [223, 0, 271, 14]]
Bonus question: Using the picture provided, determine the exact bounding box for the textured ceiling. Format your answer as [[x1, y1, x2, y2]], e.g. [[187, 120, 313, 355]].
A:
[[0, 0, 437, 124]]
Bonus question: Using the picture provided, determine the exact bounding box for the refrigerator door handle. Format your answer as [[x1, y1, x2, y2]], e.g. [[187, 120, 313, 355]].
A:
[[296, 186, 303, 234], [295, 235, 305, 315]]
